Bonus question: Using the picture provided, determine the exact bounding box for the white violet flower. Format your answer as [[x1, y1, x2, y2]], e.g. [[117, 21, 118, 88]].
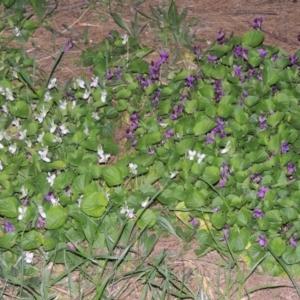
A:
[[0, 160, 3, 171], [19, 129, 27, 140], [170, 172, 177, 179], [44, 91, 52, 102], [47, 78, 57, 89], [8, 143, 17, 154], [59, 100, 67, 110], [197, 153, 206, 164], [220, 141, 231, 154], [18, 207, 27, 220], [98, 145, 110, 164], [60, 124, 69, 135], [37, 132, 45, 143], [2, 104, 8, 114], [91, 76, 99, 88], [14, 27, 21, 37], [122, 34, 128, 45], [92, 112, 100, 120], [188, 150, 197, 160], [77, 195, 83, 207], [129, 163, 138, 175], [141, 200, 148, 208], [24, 252, 34, 264], [50, 120, 57, 133], [84, 127, 89, 135], [11, 119, 20, 128], [120, 205, 135, 219], [83, 89, 90, 99], [101, 90, 107, 103], [38, 206, 46, 219], [47, 172, 56, 186], [5, 88, 14, 101], [51, 197, 59, 206], [20, 186, 28, 198], [38, 148, 51, 162], [53, 136, 62, 143], [76, 78, 85, 89], [25, 140, 32, 147]]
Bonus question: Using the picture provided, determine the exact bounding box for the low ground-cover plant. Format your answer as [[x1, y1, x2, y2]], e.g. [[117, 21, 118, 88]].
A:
[[1, 0, 300, 297]]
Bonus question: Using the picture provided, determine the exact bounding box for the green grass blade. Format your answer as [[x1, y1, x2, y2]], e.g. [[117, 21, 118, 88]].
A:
[[46, 46, 64, 88], [110, 12, 133, 36]]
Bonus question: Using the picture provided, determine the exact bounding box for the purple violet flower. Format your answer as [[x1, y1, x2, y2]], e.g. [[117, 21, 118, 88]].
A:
[[253, 209, 264, 218], [22, 199, 28, 206], [253, 17, 263, 30], [44, 191, 54, 201], [193, 45, 202, 59], [281, 141, 289, 154], [257, 234, 267, 247], [220, 226, 230, 244], [149, 62, 160, 80], [131, 139, 137, 147], [4, 220, 15, 232], [251, 173, 262, 184], [189, 216, 198, 226], [219, 179, 227, 187], [165, 129, 174, 138], [207, 54, 218, 63], [67, 242, 76, 251], [220, 162, 229, 187], [290, 233, 297, 248], [152, 90, 161, 107], [259, 115, 266, 123], [287, 163, 295, 173], [258, 48, 268, 58], [233, 65, 242, 77], [258, 186, 268, 198], [156, 50, 169, 66], [206, 134, 214, 144], [108, 34, 114, 40], [64, 38, 74, 52], [106, 70, 114, 80], [217, 30, 225, 41], [290, 55, 298, 66], [214, 80, 224, 101], [185, 75, 195, 87], [271, 54, 279, 62], [234, 45, 248, 60], [148, 148, 155, 155], [37, 216, 45, 229], [213, 206, 220, 213], [116, 67, 122, 79]]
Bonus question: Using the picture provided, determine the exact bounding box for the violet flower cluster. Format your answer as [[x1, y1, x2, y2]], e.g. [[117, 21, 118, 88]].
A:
[[214, 80, 224, 101], [217, 30, 225, 45], [126, 111, 139, 147], [253, 209, 264, 219], [253, 17, 263, 30], [136, 50, 169, 89], [170, 104, 183, 120], [219, 162, 229, 187], [106, 67, 122, 80], [206, 117, 226, 144], [234, 45, 248, 61], [258, 186, 269, 198], [193, 45, 202, 59], [258, 114, 268, 130], [4, 220, 15, 232]]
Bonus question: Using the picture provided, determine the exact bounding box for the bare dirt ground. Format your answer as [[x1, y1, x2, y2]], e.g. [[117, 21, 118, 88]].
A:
[[16, 0, 300, 299]]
